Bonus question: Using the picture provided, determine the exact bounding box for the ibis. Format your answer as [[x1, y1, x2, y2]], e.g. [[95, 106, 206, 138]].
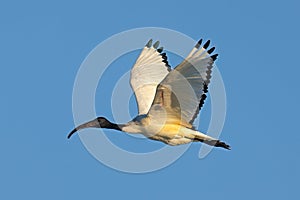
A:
[[68, 38, 230, 150]]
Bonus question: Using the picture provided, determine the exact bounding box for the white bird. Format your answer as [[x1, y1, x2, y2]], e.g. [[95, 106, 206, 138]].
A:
[[68, 39, 230, 150]]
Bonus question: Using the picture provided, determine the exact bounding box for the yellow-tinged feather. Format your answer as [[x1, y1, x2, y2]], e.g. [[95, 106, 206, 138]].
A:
[[156, 124, 189, 138]]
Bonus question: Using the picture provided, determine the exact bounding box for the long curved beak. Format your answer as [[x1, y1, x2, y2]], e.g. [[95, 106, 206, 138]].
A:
[[67, 118, 99, 139]]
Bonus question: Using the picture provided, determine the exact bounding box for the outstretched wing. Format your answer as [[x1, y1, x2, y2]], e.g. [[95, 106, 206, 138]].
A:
[[148, 39, 217, 127], [130, 39, 171, 115]]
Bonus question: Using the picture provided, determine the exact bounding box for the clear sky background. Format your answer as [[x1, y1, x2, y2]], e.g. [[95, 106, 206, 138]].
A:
[[1, 0, 299, 199]]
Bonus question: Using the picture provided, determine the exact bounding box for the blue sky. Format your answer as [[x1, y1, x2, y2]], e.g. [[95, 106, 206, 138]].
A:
[[1, 0, 299, 199]]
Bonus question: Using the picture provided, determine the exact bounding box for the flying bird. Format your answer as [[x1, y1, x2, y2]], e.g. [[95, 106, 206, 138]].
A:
[[68, 39, 230, 150]]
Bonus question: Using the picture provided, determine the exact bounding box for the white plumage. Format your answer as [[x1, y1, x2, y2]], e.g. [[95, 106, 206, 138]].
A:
[[130, 40, 170, 115], [68, 38, 230, 150]]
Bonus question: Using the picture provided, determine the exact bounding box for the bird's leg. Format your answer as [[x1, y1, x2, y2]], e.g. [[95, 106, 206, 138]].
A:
[[190, 130, 231, 150], [201, 140, 231, 150]]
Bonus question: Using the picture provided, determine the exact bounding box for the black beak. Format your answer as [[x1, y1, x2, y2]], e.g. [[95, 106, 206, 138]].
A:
[[67, 118, 100, 139]]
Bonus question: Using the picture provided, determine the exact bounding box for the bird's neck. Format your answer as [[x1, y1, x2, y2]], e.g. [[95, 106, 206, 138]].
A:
[[103, 121, 124, 131]]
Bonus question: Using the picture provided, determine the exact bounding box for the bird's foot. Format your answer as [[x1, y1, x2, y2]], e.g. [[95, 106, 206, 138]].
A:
[[204, 140, 231, 150]]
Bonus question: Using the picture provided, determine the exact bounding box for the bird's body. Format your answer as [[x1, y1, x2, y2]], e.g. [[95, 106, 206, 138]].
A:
[[122, 114, 214, 146], [68, 38, 230, 150]]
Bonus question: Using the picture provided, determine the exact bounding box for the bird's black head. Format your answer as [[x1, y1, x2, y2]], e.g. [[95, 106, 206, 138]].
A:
[[67, 117, 120, 139], [96, 117, 111, 128]]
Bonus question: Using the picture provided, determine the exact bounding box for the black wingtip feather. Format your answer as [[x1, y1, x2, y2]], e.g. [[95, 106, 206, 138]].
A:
[[203, 83, 208, 93], [195, 39, 203, 48], [157, 47, 163, 53], [203, 40, 210, 49], [211, 54, 218, 61], [199, 94, 207, 109], [153, 41, 160, 49], [146, 39, 152, 47], [207, 47, 215, 54]]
